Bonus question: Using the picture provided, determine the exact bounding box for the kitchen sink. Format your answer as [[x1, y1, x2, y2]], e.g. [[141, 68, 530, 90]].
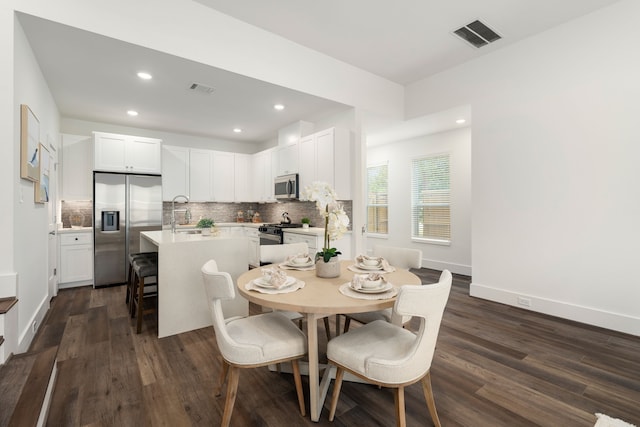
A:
[[177, 229, 201, 234]]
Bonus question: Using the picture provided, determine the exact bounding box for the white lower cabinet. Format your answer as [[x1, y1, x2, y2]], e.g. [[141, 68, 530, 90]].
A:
[[245, 228, 260, 267], [59, 231, 93, 287]]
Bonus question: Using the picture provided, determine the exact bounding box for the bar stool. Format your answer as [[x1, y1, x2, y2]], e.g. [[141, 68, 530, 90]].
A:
[[130, 256, 159, 334], [126, 252, 157, 314]]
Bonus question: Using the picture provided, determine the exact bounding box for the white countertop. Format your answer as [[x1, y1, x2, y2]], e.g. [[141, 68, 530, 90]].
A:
[[141, 229, 248, 246], [58, 227, 92, 234], [283, 227, 352, 237], [165, 222, 264, 231]]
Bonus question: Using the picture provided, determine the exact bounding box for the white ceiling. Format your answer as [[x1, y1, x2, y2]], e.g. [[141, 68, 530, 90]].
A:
[[18, 1, 621, 145]]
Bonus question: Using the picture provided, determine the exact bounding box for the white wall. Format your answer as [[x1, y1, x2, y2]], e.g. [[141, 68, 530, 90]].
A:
[[406, 0, 640, 335], [367, 127, 472, 275], [13, 16, 60, 351]]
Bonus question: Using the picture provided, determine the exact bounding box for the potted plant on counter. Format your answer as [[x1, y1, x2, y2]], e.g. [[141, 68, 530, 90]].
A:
[[301, 182, 350, 278], [301, 217, 311, 229], [196, 218, 215, 236]]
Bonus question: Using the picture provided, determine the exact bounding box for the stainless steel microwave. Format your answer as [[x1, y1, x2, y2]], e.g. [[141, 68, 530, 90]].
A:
[[274, 173, 299, 200]]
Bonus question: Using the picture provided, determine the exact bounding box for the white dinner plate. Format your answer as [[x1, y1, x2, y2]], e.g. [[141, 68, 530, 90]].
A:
[[254, 276, 296, 289], [356, 263, 383, 271], [349, 282, 393, 294]]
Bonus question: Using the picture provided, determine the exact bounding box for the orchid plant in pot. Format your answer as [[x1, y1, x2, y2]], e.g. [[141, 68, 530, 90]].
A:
[[302, 181, 350, 278]]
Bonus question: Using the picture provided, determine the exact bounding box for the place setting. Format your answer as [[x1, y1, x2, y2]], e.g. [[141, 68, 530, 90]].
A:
[[348, 254, 396, 274], [278, 253, 316, 271], [245, 267, 305, 294], [339, 272, 398, 300]]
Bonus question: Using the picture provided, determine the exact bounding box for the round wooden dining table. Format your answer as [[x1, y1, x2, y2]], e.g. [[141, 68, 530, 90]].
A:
[[237, 260, 421, 422]]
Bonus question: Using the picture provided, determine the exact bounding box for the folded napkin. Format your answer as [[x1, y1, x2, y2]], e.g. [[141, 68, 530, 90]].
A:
[[350, 272, 386, 290], [259, 267, 290, 289], [285, 253, 312, 265], [355, 254, 394, 272]]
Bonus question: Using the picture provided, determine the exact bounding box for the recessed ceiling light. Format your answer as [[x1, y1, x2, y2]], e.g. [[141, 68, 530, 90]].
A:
[[456, 118, 466, 124], [127, 110, 139, 116], [274, 104, 285, 111], [137, 72, 152, 80], [233, 128, 242, 133]]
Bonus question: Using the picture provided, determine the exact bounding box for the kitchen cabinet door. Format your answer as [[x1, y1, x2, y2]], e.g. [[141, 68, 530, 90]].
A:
[[126, 136, 162, 174], [94, 132, 161, 174], [234, 154, 252, 202], [162, 145, 190, 200], [189, 149, 213, 201], [59, 232, 93, 286], [298, 135, 315, 196], [251, 149, 274, 202], [211, 151, 235, 202], [61, 134, 92, 201], [275, 143, 299, 176]]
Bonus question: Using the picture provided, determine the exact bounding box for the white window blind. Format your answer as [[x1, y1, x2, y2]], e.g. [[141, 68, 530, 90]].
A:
[[411, 154, 450, 242], [367, 163, 388, 234]]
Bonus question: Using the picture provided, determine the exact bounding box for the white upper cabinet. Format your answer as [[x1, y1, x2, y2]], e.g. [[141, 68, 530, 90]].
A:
[[93, 132, 161, 174], [251, 149, 274, 202], [189, 149, 212, 201], [189, 149, 235, 202], [274, 143, 299, 176], [162, 145, 190, 201], [234, 153, 252, 202], [298, 127, 352, 200], [60, 134, 93, 201]]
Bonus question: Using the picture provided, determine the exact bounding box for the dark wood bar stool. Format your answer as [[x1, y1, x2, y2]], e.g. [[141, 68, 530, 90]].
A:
[[130, 256, 159, 334], [126, 252, 158, 314]]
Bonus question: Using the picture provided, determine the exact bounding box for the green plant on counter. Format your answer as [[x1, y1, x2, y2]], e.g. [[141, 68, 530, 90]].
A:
[[301, 217, 311, 224], [196, 218, 215, 228]]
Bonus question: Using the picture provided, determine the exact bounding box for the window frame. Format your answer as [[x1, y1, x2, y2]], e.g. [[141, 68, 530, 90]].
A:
[[410, 153, 451, 246]]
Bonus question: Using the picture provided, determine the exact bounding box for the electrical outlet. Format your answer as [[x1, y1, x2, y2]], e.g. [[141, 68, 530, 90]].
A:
[[517, 296, 532, 307], [32, 320, 37, 333]]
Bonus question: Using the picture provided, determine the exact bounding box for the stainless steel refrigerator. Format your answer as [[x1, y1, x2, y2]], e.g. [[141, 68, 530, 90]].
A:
[[93, 172, 162, 287]]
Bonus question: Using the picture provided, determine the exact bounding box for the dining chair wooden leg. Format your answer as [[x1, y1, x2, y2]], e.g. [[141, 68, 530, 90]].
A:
[[136, 276, 145, 333], [291, 360, 306, 416], [221, 365, 240, 427], [328, 367, 345, 421], [394, 386, 406, 427], [324, 317, 331, 342], [421, 372, 442, 427], [342, 317, 351, 334], [215, 358, 229, 396]]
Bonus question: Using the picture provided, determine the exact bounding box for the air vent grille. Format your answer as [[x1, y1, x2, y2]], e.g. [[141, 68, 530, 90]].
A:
[[189, 82, 216, 95], [453, 20, 501, 48]]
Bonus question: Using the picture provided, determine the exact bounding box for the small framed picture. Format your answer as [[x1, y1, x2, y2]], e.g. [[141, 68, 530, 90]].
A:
[[20, 104, 40, 182], [35, 143, 50, 203]]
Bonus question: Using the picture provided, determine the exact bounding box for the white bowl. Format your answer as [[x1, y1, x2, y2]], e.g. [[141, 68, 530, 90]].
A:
[[362, 258, 380, 266], [362, 278, 383, 289], [291, 257, 309, 265]]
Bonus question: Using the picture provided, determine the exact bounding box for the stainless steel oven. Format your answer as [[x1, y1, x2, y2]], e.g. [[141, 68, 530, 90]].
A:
[[258, 223, 304, 245]]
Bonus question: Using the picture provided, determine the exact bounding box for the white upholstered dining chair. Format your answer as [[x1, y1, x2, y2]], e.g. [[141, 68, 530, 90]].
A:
[[260, 242, 332, 341], [342, 246, 423, 333], [201, 259, 307, 427], [327, 270, 452, 427]]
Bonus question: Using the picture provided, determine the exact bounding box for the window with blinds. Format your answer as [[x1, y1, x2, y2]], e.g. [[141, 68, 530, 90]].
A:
[[411, 154, 450, 243], [367, 163, 388, 234]]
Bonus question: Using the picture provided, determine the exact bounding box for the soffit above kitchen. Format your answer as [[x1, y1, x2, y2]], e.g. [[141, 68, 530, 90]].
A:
[[17, 13, 349, 144], [194, 0, 622, 85]]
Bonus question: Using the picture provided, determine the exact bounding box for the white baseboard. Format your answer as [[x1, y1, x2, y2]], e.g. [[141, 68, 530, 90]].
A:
[[0, 272, 17, 298], [470, 282, 640, 337], [18, 294, 50, 353], [421, 258, 472, 276]]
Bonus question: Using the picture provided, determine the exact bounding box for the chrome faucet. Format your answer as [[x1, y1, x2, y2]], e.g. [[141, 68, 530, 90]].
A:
[[171, 195, 189, 233]]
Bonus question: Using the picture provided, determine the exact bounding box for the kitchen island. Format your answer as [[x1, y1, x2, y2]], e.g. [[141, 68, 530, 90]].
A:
[[140, 230, 249, 338]]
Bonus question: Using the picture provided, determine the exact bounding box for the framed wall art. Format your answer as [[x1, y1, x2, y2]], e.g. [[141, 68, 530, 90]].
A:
[[20, 104, 40, 182], [35, 143, 50, 203]]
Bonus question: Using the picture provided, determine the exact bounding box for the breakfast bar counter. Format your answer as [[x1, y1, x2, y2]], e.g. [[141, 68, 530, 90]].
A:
[[140, 230, 249, 338]]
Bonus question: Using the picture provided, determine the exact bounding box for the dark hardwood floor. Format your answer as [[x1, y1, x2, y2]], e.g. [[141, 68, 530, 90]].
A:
[[26, 269, 640, 426]]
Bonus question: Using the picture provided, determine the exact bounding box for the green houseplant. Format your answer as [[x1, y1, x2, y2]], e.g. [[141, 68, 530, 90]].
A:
[[196, 218, 215, 228], [301, 217, 311, 229]]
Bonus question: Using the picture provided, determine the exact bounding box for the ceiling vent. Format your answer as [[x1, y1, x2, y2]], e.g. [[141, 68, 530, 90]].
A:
[[189, 82, 216, 95], [453, 20, 501, 48]]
